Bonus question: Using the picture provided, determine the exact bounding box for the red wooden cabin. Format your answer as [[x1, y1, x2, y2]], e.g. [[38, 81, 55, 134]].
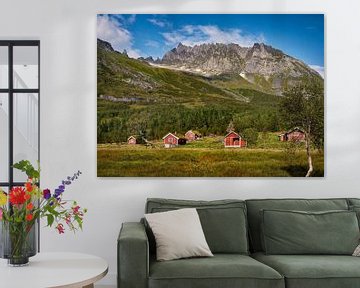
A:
[[185, 130, 196, 141], [224, 131, 247, 148], [127, 136, 137, 145], [162, 133, 179, 148], [278, 127, 306, 142], [185, 130, 200, 141]]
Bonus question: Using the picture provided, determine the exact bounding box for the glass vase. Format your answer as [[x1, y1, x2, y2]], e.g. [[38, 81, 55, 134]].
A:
[[0, 220, 37, 266]]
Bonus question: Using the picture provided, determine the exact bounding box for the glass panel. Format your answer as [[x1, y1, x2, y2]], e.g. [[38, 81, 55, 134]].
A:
[[0, 94, 9, 182], [13, 93, 39, 182], [0, 47, 8, 89], [13, 46, 38, 89]]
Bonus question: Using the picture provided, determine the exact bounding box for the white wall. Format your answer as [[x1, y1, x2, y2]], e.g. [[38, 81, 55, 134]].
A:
[[1, 0, 360, 285]]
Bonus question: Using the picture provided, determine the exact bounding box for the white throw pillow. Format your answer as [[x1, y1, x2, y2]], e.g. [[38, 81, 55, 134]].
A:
[[353, 244, 360, 256], [145, 208, 213, 261]]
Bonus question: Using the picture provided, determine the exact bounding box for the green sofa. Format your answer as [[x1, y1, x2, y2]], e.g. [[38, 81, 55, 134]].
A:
[[118, 198, 360, 288]]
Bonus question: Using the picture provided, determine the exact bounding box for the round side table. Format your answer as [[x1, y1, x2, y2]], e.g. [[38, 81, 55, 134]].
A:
[[0, 252, 108, 288]]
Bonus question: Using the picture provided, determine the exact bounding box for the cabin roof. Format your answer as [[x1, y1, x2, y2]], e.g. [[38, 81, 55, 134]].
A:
[[127, 135, 136, 141], [162, 132, 179, 140], [286, 127, 305, 134], [186, 129, 201, 135], [224, 131, 241, 138], [278, 127, 305, 137]]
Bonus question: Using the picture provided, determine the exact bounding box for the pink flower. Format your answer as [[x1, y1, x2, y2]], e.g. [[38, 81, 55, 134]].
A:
[[0, 208, 3, 220], [56, 223, 65, 234], [65, 214, 71, 225], [72, 205, 80, 215]]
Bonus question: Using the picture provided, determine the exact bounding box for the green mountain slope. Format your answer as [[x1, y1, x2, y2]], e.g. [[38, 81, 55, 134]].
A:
[[97, 39, 288, 143], [98, 47, 253, 107]]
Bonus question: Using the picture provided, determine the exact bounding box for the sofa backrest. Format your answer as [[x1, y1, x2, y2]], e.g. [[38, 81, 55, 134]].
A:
[[348, 198, 360, 207], [145, 198, 249, 255], [245, 198, 350, 252]]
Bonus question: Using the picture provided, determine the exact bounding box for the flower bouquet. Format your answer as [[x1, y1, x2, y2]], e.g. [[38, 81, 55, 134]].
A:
[[0, 160, 87, 266]]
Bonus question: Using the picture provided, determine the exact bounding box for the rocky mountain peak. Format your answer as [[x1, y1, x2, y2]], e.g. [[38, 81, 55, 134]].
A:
[[247, 43, 284, 58], [97, 38, 114, 52], [161, 42, 248, 72], [177, 42, 186, 48], [253, 42, 265, 49], [147, 41, 322, 94]]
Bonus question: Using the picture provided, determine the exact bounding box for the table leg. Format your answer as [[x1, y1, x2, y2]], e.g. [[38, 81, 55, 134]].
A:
[[82, 284, 94, 288]]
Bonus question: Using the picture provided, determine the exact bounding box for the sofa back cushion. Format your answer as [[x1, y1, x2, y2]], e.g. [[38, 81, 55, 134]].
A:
[[246, 198, 349, 252], [347, 199, 360, 228], [145, 198, 249, 254], [348, 198, 360, 207], [261, 209, 359, 255]]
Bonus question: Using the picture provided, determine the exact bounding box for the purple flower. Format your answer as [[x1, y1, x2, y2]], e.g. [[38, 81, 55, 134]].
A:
[[43, 189, 51, 200], [54, 189, 63, 198], [54, 170, 82, 199]]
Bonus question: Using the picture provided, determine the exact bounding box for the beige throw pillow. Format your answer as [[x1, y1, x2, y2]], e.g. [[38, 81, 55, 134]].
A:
[[145, 208, 213, 261], [353, 244, 360, 256]]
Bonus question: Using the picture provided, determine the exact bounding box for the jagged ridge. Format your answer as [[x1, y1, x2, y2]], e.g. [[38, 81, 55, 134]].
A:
[[150, 42, 323, 94]]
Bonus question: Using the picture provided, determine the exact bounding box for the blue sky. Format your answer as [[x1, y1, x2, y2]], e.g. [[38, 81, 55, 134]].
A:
[[97, 14, 324, 74]]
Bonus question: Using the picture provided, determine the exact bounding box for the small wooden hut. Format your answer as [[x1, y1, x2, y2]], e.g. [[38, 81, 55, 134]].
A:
[[127, 136, 137, 145], [162, 133, 179, 148], [224, 131, 247, 148], [279, 127, 305, 142]]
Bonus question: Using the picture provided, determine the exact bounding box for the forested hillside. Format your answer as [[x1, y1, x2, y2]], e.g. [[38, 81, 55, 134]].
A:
[[97, 39, 286, 143]]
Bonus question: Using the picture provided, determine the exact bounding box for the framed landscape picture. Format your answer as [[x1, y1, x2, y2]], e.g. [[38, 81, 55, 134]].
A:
[[97, 14, 324, 177]]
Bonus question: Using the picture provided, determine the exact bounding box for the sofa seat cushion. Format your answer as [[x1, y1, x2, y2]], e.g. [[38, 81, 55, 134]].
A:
[[149, 254, 284, 288], [252, 252, 360, 288]]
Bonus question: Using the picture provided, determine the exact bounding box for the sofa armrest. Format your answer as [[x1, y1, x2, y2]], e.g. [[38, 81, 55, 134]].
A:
[[118, 222, 149, 288]]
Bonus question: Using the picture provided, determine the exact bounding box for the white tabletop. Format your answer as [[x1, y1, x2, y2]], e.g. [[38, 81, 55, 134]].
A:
[[0, 252, 108, 288]]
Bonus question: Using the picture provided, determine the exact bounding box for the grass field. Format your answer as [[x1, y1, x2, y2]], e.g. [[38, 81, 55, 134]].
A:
[[97, 137, 324, 177]]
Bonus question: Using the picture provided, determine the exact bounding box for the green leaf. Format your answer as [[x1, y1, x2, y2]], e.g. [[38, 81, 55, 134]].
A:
[[12, 160, 40, 180], [47, 214, 54, 227]]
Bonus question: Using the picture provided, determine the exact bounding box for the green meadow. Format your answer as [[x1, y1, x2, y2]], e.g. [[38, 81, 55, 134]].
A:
[[97, 135, 324, 177]]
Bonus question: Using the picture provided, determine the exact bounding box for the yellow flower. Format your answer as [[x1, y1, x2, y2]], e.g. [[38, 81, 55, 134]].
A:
[[0, 190, 7, 206]]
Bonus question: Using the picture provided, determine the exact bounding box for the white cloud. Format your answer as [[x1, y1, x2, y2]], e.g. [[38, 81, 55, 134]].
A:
[[110, 14, 136, 25], [148, 18, 170, 28], [97, 15, 140, 58], [145, 40, 160, 48], [162, 25, 265, 48], [127, 14, 136, 24], [309, 65, 325, 78]]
